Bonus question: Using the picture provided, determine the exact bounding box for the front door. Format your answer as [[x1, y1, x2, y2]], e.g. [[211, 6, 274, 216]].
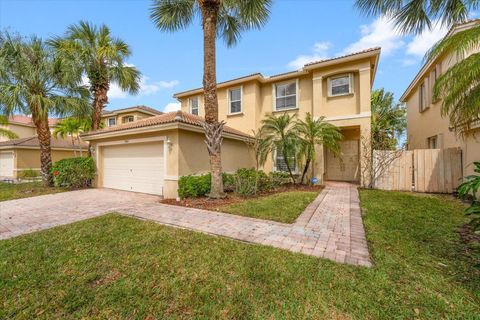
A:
[[326, 140, 359, 182]]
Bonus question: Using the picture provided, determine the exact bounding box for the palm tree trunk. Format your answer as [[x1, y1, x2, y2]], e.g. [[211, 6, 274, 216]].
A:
[[200, 0, 224, 198], [282, 148, 296, 185], [71, 136, 77, 157], [34, 117, 53, 186], [91, 82, 109, 130], [300, 158, 311, 184]]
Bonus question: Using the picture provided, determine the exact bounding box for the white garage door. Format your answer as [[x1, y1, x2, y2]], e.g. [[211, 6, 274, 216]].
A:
[[0, 152, 14, 177], [102, 142, 164, 195], [326, 140, 360, 182]]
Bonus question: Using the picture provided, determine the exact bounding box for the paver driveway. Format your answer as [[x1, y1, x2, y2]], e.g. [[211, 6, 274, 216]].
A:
[[0, 182, 371, 266]]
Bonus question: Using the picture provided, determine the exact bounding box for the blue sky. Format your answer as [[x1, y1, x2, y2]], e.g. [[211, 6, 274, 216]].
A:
[[0, 0, 456, 113]]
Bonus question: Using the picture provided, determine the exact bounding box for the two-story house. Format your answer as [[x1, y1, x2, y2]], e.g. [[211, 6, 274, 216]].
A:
[[101, 105, 163, 127], [175, 48, 380, 185], [82, 48, 380, 198], [401, 19, 480, 177]]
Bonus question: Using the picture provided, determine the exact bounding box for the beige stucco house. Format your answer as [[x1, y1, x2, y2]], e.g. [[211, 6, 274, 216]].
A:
[[82, 48, 380, 198], [401, 19, 480, 177]]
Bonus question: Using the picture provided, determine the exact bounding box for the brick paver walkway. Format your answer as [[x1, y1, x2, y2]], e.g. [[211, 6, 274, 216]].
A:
[[0, 182, 371, 266]]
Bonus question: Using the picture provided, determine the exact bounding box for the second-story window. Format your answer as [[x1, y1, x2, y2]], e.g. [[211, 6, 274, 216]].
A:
[[274, 81, 297, 111], [189, 97, 199, 115], [108, 118, 116, 126], [122, 115, 134, 123], [329, 74, 353, 96], [229, 87, 242, 114]]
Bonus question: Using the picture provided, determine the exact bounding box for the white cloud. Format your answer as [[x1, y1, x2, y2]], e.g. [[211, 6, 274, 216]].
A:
[[287, 41, 331, 69], [402, 58, 418, 66], [163, 102, 181, 112], [342, 16, 404, 56], [81, 75, 179, 100], [158, 80, 180, 88], [406, 23, 449, 56]]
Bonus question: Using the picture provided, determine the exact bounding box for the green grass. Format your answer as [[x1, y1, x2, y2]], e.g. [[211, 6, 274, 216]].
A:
[[219, 191, 318, 223], [0, 181, 66, 202], [0, 190, 479, 319]]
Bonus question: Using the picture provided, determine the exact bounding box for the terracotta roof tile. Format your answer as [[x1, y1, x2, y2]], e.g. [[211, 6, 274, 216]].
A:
[[82, 111, 253, 139], [304, 47, 381, 66], [0, 136, 88, 149], [7, 115, 60, 126]]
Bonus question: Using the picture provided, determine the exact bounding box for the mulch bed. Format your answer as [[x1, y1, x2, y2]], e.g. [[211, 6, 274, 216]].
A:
[[458, 224, 480, 266], [161, 184, 324, 211]]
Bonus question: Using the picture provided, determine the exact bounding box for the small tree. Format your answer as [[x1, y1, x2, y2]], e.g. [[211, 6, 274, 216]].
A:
[[260, 113, 298, 184], [294, 113, 342, 184], [53, 117, 90, 156]]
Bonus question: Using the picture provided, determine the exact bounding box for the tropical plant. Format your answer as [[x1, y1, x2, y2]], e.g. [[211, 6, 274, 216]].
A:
[[355, 0, 480, 134], [0, 115, 19, 140], [150, 0, 272, 198], [371, 89, 406, 150], [0, 32, 89, 186], [49, 21, 141, 130], [53, 117, 91, 156], [260, 113, 298, 184], [294, 113, 342, 184], [51, 157, 96, 188], [457, 162, 480, 232]]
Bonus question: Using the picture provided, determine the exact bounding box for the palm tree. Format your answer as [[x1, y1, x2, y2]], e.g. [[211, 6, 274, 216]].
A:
[[355, 0, 480, 133], [371, 89, 406, 150], [294, 113, 342, 184], [0, 32, 89, 186], [48, 21, 141, 130], [150, 0, 272, 198], [260, 113, 298, 184], [0, 115, 19, 140], [53, 118, 90, 156]]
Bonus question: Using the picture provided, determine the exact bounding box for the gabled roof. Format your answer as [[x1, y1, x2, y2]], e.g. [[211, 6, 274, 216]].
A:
[[400, 18, 480, 102], [0, 136, 88, 149], [102, 105, 163, 116], [173, 47, 381, 98], [7, 115, 60, 127], [82, 111, 253, 140]]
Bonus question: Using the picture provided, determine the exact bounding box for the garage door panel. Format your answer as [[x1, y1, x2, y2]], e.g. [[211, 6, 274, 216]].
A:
[[102, 142, 164, 195], [0, 152, 14, 177]]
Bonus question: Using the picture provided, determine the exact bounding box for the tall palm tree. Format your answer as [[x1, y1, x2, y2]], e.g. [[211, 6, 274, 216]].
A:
[[261, 113, 298, 184], [53, 117, 90, 156], [355, 0, 480, 133], [0, 32, 89, 186], [150, 0, 272, 198], [371, 89, 406, 150], [0, 115, 19, 140], [294, 113, 342, 184], [49, 21, 141, 130]]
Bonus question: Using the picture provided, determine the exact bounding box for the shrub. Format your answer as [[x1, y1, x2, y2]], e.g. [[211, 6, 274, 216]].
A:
[[18, 168, 39, 180], [222, 172, 235, 192], [178, 174, 211, 198], [458, 162, 480, 232], [269, 171, 290, 188], [234, 168, 272, 197], [51, 157, 95, 188]]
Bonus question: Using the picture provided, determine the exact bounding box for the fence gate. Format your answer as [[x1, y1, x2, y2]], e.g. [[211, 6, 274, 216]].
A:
[[373, 148, 463, 193]]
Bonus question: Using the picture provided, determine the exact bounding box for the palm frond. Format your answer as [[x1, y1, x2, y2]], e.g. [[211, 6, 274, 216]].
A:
[[426, 24, 480, 63], [150, 0, 197, 32]]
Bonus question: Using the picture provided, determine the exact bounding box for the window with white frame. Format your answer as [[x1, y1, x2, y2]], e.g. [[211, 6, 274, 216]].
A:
[[189, 97, 199, 115], [274, 81, 297, 111], [275, 150, 296, 172], [328, 74, 353, 96], [108, 117, 116, 126], [122, 115, 134, 123], [229, 87, 242, 114]]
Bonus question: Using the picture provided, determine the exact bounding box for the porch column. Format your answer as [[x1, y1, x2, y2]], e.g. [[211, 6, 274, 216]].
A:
[[312, 73, 323, 118]]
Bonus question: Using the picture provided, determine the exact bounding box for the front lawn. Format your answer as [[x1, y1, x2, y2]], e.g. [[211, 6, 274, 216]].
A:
[[219, 190, 318, 223], [0, 181, 66, 202], [1, 190, 479, 318]]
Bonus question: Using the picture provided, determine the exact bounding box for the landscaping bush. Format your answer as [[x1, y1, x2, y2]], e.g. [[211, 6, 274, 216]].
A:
[[268, 171, 290, 188], [234, 168, 272, 197], [222, 172, 235, 192], [51, 157, 95, 188], [178, 174, 211, 198], [18, 168, 39, 180]]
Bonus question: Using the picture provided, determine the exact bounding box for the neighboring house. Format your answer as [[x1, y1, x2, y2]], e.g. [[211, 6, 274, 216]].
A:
[[401, 19, 480, 177], [0, 115, 59, 142], [175, 48, 380, 186], [101, 105, 163, 128], [81, 111, 254, 198], [0, 136, 87, 179], [82, 48, 380, 198]]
